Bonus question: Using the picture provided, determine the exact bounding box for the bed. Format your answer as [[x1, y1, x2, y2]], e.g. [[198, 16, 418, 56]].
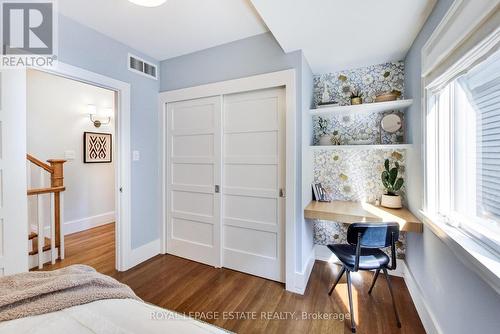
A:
[[0, 265, 228, 334]]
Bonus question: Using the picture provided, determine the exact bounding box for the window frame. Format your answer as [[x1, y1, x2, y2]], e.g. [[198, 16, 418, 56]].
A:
[[423, 29, 500, 255]]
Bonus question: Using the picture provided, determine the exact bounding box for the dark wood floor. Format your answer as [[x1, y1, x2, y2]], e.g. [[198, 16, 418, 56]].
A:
[[43, 223, 425, 334]]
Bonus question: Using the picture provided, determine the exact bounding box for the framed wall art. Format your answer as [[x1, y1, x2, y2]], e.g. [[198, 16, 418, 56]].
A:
[[83, 132, 112, 163]]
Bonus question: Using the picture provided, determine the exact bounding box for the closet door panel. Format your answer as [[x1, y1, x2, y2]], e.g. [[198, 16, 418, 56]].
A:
[[166, 96, 221, 267], [222, 88, 286, 282]]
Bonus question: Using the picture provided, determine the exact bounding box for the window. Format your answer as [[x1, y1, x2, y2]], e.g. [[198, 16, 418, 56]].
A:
[[425, 49, 500, 254]]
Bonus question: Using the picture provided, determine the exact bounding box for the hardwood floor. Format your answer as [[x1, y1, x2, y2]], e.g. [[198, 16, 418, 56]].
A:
[[42, 223, 425, 334]]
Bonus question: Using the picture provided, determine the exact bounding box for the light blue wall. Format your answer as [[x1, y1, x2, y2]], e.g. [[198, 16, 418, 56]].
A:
[[58, 15, 160, 249], [160, 32, 314, 272], [405, 1, 500, 333], [160, 33, 300, 92]]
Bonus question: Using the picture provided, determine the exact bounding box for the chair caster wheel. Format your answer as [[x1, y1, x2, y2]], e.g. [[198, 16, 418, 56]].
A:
[[397, 322, 402, 328], [351, 327, 356, 333]]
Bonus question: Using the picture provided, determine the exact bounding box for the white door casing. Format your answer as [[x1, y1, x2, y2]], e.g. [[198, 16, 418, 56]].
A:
[[0, 69, 29, 275], [222, 88, 285, 282], [166, 96, 222, 267]]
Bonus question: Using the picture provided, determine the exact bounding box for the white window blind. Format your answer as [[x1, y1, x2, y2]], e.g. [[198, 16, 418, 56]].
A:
[[458, 50, 500, 222]]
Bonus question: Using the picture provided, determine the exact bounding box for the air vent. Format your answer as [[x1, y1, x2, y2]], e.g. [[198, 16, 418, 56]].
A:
[[128, 54, 157, 80]]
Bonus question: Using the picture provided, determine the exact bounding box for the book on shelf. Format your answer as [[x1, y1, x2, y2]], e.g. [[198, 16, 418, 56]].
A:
[[311, 183, 330, 202]]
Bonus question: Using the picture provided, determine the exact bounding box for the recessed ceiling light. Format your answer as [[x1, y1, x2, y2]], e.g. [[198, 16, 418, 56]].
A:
[[128, 0, 167, 7]]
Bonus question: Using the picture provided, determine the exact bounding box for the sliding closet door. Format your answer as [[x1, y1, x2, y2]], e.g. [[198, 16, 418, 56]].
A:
[[222, 88, 285, 282], [166, 96, 221, 267]]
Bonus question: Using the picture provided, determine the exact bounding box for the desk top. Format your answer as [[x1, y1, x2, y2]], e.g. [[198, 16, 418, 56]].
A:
[[304, 201, 423, 233]]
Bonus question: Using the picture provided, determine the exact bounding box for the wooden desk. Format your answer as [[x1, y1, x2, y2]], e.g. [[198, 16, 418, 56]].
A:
[[304, 201, 423, 233]]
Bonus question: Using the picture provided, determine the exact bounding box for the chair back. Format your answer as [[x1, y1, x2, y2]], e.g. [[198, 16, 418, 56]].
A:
[[347, 222, 400, 248]]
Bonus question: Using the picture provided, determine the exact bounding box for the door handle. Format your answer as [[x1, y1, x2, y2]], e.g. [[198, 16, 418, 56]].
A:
[[279, 188, 286, 198], [215, 185, 220, 193]]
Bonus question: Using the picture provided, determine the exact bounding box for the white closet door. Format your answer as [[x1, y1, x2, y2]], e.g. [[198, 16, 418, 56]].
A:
[[222, 88, 285, 282], [166, 96, 222, 267]]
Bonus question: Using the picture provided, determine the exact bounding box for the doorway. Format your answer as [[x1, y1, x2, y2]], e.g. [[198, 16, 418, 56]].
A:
[[26, 69, 117, 269]]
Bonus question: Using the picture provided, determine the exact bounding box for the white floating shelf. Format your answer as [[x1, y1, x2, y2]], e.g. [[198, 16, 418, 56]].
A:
[[310, 99, 413, 116], [310, 144, 412, 150]]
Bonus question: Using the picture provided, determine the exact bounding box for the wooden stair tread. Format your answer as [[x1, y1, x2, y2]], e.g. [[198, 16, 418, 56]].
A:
[[29, 244, 52, 256], [28, 232, 37, 240]]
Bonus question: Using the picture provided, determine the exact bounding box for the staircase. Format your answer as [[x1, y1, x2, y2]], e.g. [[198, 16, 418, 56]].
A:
[[26, 154, 66, 269]]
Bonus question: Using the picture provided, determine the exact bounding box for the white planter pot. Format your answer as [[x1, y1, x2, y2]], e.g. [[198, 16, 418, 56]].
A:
[[381, 194, 402, 209], [319, 135, 332, 146]]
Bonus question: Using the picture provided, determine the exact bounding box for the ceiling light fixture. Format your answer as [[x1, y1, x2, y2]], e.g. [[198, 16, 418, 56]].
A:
[[128, 0, 167, 7]]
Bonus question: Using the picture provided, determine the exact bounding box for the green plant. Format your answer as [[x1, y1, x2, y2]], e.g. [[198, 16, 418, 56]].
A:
[[318, 116, 329, 135], [381, 159, 404, 195], [350, 89, 364, 99]]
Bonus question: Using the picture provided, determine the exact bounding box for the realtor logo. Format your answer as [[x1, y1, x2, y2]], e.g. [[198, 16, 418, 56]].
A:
[[1, 0, 57, 67]]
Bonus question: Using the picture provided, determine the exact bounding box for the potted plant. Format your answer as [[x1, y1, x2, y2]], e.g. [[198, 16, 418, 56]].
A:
[[381, 158, 404, 208], [318, 117, 332, 145], [350, 90, 364, 105]]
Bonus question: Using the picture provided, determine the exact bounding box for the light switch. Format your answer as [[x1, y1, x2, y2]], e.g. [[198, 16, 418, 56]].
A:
[[132, 150, 140, 161], [64, 150, 75, 160]]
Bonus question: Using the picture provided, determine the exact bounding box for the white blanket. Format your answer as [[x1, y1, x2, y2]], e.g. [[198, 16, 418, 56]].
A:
[[0, 299, 228, 334]]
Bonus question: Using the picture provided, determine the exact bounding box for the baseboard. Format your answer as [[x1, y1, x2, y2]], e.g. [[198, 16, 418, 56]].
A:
[[64, 212, 115, 235], [127, 239, 161, 270], [31, 212, 115, 236], [404, 265, 442, 334], [293, 249, 316, 294], [314, 244, 405, 277]]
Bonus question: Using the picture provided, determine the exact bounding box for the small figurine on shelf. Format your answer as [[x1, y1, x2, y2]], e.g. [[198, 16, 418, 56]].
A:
[[317, 82, 339, 108], [331, 130, 342, 145], [321, 82, 330, 104], [350, 89, 364, 105]]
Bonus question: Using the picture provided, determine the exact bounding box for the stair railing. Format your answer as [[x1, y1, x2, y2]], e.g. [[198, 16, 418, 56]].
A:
[[26, 154, 66, 269]]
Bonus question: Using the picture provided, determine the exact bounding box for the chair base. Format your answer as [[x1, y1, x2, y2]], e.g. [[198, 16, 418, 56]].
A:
[[328, 266, 402, 332]]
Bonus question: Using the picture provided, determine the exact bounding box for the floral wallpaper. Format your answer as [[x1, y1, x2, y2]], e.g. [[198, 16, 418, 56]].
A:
[[309, 61, 409, 258], [312, 110, 405, 145], [311, 148, 408, 258], [313, 149, 406, 203], [313, 61, 405, 107]]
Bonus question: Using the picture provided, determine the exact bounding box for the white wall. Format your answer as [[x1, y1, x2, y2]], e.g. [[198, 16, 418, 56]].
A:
[[27, 69, 115, 234]]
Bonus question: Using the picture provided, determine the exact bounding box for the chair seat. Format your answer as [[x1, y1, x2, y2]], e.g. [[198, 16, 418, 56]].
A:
[[327, 244, 390, 270]]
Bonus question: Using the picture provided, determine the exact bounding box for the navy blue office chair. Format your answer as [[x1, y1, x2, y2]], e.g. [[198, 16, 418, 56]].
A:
[[327, 222, 401, 333]]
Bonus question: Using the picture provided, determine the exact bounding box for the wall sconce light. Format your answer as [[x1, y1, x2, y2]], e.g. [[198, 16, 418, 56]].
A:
[[88, 104, 112, 128]]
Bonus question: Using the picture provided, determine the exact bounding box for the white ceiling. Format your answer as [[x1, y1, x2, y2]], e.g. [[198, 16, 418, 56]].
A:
[[58, 0, 269, 61], [59, 0, 436, 73], [250, 0, 437, 73]]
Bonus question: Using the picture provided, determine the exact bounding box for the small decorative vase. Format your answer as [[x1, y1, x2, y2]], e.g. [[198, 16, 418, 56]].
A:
[[381, 194, 402, 209], [351, 97, 363, 105], [319, 135, 332, 146]]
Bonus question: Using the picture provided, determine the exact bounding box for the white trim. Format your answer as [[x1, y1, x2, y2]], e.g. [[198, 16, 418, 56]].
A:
[[404, 262, 442, 334], [159, 69, 297, 292], [32, 212, 115, 236], [420, 213, 500, 294], [63, 212, 115, 235], [34, 62, 132, 272], [314, 245, 405, 278], [293, 249, 315, 294], [421, 0, 499, 77], [128, 238, 161, 269]]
